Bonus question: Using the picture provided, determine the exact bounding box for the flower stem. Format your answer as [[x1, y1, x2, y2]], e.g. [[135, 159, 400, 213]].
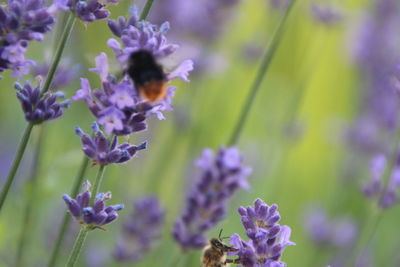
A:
[[139, 0, 155, 20], [40, 13, 76, 96], [0, 122, 34, 213], [66, 227, 89, 267], [227, 0, 296, 146], [0, 13, 76, 213], [90, 165, 106, 206], [47, 156, 89, 267], [15, 125, 45, 266]]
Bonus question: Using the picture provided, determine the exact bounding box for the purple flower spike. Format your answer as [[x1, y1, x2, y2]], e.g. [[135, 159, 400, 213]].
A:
[[73, 10, 194, 135], [15, 79, 70, 124], [62, 180, 124, 229], [0, 0, 56, 77], [363, 154, 386, 198], [229, 199, 295, 267], [51, 0, 118, 23], [379, 167, 400, 208], [172, 147, 251, 250], [75, 122, 147, 166], [113, 197, 165, 262], [303, 206, 357, 248]]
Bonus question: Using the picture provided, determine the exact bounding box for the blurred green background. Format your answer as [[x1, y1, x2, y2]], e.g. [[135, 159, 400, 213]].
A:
[[0, 0, 397, 266]]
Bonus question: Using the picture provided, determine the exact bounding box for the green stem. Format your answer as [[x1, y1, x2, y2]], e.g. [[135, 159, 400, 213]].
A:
[[0, 12, 76, 214], [47, 156, 89, 267], [40, 13, 76, 96], [348, 209, 383, 266], [15, 126, 45, 266], [139, 0, 155, 20], [66, 227, 89, 267], [0, 122, 34, 212], [227, 0, 296, 146], [90, 165, 106, 206]]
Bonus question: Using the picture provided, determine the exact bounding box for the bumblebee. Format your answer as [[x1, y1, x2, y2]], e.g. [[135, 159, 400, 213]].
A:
[[127, 49, 168, 102], [201, 231, 239, 267]]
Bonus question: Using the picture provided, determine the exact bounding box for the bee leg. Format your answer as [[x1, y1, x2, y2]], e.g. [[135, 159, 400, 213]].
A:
[[225, 258, 241, 264]]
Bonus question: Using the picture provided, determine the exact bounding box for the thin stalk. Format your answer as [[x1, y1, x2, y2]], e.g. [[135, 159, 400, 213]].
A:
[[0, 12, 76, 213], [47, 156, 89, 267], [40, 13, 76, 96], [89, 165, 106, 206], [66, 227, 89, 267], [15, 126, 45, 266], [227, 0, 296, 146], [139, 0, 155, 20], [0, 122, 34, 212]]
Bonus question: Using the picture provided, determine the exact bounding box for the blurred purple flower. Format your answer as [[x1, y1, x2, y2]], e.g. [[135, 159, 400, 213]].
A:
[[30, 61, 79, 90], [310, 3, 343, 26], [348, 0, 400, 155], [363, 154, 386, 198], [303, 206, 357, 248], [0, 0, 56, 77], [63, 180, 124, 229], [229, 199, 295, 267], [15, 79, 70, 123], [172, 147, 251, 250], [75, 122, 146, 166], [379, 167, 400, 208], [113, 196, 165, 262], [149, 0, 240, 42]]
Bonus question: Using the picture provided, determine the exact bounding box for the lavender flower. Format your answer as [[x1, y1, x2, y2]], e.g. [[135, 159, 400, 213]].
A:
[[310, 3, 343, 26], [113, 196, 165, 262], [172, 147, 251, 250], [379, 167, 400, 208], [0, 0, 57, 77], [62, 180, 124, 229], [52, 0, 118, 23], [75, 122, 147, 166], [229, 199, 295, 267], [363, 154, 386, 198], [348, 0, 400, 154], [149, 0, 240, 42], [303, 207, 357, 248], [15, 79, 70, 123], [73, 10, 194, 135]]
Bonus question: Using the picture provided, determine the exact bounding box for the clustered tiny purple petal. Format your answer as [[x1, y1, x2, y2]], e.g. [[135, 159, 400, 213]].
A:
[[73, 9, 193, 135], [52, 0, 119, 22], [62, 180, 124, 228], [113, 196, 165, 262], [0, 0, 56, 77], [303, 206, 357, 248], [15, 80, 70, 123], [172, 146, 251, 250], [229, 199, 295, 267], [75, 122, 146, 166]]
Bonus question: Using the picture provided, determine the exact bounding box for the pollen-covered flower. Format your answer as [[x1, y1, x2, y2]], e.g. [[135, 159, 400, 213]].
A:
[[75, 122, 146, 166], [62, 180, 124, 229], [172, 147, 251, 250], [113, 197, 165, 262], [229, 199, 295, 267], [15, 79, 70, 124], [0, 0, 56, 77]]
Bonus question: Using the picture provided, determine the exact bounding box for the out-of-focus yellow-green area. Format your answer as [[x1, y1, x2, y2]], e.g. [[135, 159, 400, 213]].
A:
[[0, 0, 398, 266]]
